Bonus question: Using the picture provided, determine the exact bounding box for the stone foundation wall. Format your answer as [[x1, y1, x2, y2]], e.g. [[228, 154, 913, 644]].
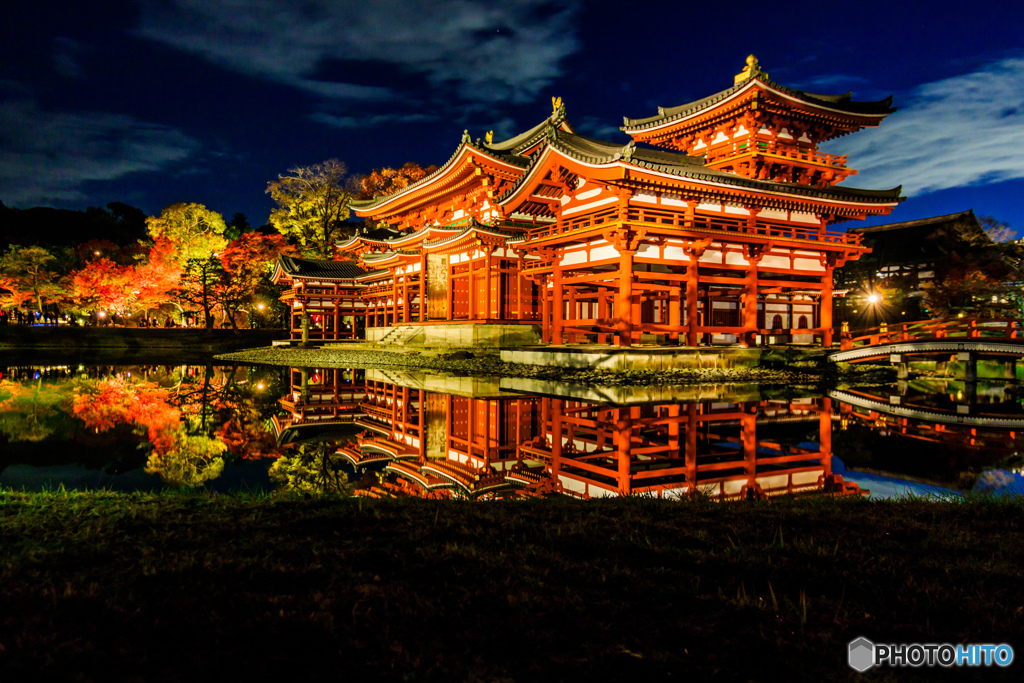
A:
[[368, 323, 542, 348]]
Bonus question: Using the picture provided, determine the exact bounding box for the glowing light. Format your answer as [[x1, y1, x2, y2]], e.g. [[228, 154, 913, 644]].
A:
[[257, 303, 265, 310], [98, 311, 106, 318], [94, 251, 101, 256], [256, 383, 265, 390], [867, 294, 880, 304]]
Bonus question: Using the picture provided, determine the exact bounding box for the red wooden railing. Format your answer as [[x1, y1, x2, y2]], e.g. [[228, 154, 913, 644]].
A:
[[526, 208, 862, 246], [840, 318, 1024, 350]]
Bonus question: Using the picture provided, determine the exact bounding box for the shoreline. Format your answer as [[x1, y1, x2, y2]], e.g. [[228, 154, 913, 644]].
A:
[[216, 344, 895, 388]]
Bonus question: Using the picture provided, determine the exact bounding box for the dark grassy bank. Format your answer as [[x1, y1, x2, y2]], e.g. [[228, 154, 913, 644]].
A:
[[0, 327, 287, 362], [1, 493, 1020, 681]]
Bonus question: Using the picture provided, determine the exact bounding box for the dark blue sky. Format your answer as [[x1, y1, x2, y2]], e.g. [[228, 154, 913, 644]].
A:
[[2, 1, 1022, 232]]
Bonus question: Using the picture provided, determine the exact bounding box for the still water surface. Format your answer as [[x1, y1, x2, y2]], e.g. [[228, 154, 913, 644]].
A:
[[2, 360, 1022, 499]]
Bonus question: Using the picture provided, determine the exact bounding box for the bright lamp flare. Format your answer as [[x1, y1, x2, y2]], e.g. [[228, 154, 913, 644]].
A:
[[867, 294, 880, 304]]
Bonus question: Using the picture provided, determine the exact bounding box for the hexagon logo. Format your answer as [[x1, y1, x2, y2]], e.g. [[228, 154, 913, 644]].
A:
[[848, 637, 875, 672]]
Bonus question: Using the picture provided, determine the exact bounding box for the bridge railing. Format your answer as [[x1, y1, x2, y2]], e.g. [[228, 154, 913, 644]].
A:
[[839, 318, 1024, 350]]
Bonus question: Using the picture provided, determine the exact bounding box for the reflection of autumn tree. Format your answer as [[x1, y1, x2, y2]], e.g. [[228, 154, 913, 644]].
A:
[[269, 444, 352, 495], [167, 364, 286, 461], [72, 376, 228, 488], [0, 377, 69, 441], [145, 433, 226, 488]]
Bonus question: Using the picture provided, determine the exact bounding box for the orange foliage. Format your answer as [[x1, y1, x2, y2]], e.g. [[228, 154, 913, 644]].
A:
[[357, 162, 437, 200], [72, 378, 181, 453]]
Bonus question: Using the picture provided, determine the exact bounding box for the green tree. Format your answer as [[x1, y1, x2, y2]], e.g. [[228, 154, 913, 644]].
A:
[[0, 245, 60, 315], [266, 159, 356, 258], [146, 202, 228, 265], [269, 444, 352, 495], [175, 255, 225, 330]]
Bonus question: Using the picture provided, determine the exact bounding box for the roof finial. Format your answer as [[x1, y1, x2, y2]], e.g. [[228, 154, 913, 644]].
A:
[[735, 54, 766, 85], [551, 96, 563, 116], [485, 130, 494, 145], [462, 129, 471, 144]]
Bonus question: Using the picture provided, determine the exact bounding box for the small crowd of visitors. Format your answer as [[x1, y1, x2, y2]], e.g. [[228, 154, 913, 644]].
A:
[[0, 309, 64, 326]]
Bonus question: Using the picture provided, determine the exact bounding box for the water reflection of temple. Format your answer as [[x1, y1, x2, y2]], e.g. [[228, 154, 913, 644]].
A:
[[273, 368, 865, 499]]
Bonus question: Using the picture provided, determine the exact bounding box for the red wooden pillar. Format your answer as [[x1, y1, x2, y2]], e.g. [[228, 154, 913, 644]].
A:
[[617, 250, 634, 347], [446, 260, 454, 322], [468, 257, 476, 321], [484, 248, 493, 320], [686, 264, 700, 346], [540, 275, 551, 343], [552, 260, 564, 345], [598, 286, 609, 344], [419, 254, 427, 323], [820, 267, 834, 346]]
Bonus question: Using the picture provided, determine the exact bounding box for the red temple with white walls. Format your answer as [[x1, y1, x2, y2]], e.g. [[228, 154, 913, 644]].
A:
[[277, 56, 903, 348]]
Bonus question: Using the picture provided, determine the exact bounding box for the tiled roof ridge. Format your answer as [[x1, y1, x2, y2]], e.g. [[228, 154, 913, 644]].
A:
[[622, 72, 895, 132], [494, 128, 902, 206], [849, 210, 976, 234], [278, 255, 367, 279], [349, 138, 528, 212], [482, 101, 573, 155]]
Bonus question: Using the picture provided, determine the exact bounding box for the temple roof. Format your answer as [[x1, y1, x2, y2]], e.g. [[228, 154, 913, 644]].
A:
[[336, 226, 405, 249], [622, 71, 895, 133], [480, 99, 574, 155], [349, 137, 529, 214], [276, 255, 367, 280], [849, 210, 977, 234], [497, 129, 903, 207], [349, 105, 570, 214]]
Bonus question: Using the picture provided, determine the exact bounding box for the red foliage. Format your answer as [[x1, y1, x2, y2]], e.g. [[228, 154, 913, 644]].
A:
[[73, 378, 181, 453]]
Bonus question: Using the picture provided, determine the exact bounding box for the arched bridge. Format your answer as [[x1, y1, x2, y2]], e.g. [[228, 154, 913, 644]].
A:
[[829, 318, 1024, 365]]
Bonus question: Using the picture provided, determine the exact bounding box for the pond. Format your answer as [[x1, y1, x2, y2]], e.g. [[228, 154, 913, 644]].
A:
[[2, 358, 1022, 499]]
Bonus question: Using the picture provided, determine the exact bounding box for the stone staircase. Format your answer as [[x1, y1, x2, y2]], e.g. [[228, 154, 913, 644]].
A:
[[378, 325, 425, 346]]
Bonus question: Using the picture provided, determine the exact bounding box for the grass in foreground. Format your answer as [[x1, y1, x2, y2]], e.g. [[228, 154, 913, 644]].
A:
[[1, 492, 1021, 681]]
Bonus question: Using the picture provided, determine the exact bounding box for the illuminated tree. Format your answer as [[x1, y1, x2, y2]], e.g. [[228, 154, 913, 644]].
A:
[[70, 257, 132, 313], [266, 159, 357, 258], [146, 202, 228, 265], [0, 245, 60, 315], [357, 162, 437, 200], [214, 232, 296, 328], [133, 237, 186, 316]]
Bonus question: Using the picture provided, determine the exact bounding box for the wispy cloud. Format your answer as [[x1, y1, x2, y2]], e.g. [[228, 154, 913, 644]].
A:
[[52, 37, 87, 80], [135, 0, 581, 106], [0, 99, 199, 206], [573, 116, 628, 142], [825, 57, 1024, 195], [309, 112, 437, 129]]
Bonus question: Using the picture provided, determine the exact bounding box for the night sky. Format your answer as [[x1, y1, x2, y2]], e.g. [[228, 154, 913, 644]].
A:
[[2, 1, 1022, 232]]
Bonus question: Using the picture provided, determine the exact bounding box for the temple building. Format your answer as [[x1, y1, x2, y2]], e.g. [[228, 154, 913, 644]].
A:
[[278, 56, 903, 348]]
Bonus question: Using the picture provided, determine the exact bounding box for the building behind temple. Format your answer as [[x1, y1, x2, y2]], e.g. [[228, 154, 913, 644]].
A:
[[273, 56, 904, 348]]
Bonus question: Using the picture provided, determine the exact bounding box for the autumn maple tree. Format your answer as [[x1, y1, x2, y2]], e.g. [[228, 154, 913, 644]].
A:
[[213, 232, 295, 328], [357, 162, 437, 200]]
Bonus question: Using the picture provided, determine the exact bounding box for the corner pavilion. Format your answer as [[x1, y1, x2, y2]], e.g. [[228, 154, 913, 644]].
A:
[[274, 56, 903, 348]]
